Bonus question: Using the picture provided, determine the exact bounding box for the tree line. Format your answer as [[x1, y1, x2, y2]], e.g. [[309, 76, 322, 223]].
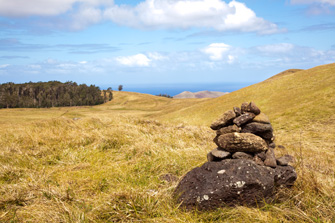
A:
[[0, 81, 113, 108]]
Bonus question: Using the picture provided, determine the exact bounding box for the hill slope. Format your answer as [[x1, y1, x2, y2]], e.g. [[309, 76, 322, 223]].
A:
[[159, 63, 335, 129]]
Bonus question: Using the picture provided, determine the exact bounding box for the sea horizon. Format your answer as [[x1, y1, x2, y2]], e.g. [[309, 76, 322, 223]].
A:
[[99, 82, 255, 97]]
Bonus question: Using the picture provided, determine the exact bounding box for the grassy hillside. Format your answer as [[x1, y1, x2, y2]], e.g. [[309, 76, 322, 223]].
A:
[[0, 64, 334, 222], [158, 64, 335, 127]]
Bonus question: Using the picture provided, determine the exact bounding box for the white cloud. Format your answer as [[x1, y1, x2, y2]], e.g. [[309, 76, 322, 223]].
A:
[[0, 64, 10, 68], [291, 0, 335, 5], [116, 54, 151, 67], [104, 0, 282, 34], [202, 43, 231, 60], [0, 0, 282, 33], [256, 43, 295, 54], [0, 0, 112, 17], [71, 6, 104, 30], [202, 43, 239, 64]]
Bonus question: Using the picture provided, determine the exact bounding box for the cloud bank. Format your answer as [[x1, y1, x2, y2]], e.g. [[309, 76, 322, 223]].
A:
[[0, 0, 282, 34]]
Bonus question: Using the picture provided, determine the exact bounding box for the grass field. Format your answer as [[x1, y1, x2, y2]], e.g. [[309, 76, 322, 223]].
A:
[[0, 64, 334, 222]]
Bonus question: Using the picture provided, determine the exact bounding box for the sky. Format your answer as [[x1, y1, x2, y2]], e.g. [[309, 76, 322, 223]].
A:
[[0, 0, 334, 95]]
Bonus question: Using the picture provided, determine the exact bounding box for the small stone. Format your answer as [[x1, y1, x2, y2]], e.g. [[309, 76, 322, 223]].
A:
[[216, 124, 240, 136], [277, 145, 286, 149], [269, 142, 276, 149], [241, 102, 249, 113], [253, 155, 264, 166], [276, 155, 295, 166], [216, 133, 268, 153], [246, 102, 261, 115], [255, 151, 266, 161], [233, 107, 241, 116], [207, 152, 215, 162], [232, 152, 253, 160], [253, 113, 270, 124], [210, 110, 236, 130], [263, 131, 275, 140], [207, 148, 231, 162], [274, 165, 297, 187], [233, 113, 256, 127], [241, 122, 273, 134], [264, 148, 277, 168]]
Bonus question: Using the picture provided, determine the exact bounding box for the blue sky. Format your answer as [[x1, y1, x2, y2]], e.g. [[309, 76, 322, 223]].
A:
[[0, 0, 334, 94]]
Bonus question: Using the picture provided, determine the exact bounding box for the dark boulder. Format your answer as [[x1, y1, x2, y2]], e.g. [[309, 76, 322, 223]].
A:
[[216, 133, 268, 153], [174, 159, 275, 210]]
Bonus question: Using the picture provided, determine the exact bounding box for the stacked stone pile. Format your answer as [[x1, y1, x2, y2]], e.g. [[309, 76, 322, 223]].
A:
[[174, 102, 297, 210], [208, 101, 286, 167]]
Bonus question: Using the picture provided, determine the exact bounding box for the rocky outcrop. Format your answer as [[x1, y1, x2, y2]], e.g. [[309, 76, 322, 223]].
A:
[[174, 102, 297, 210]]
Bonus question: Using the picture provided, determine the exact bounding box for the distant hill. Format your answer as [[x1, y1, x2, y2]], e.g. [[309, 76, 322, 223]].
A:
[[173, 90, 228, 99], [159, 63, 335, 129]]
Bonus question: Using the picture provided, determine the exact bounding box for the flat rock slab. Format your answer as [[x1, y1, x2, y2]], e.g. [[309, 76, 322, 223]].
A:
[[216, 133, 268, 153], [174, 159, 275, 210], [241, 122, 273, 134], [233, 113, 256, 127], [207, 148, 231, 162], [210, 110, 236, 130]]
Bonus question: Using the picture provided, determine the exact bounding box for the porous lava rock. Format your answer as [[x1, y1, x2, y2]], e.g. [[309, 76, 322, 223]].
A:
[[175, 159, 286, 210]]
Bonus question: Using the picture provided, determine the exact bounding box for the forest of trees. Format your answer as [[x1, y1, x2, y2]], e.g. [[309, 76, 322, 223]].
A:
[[0, 81, 113, 108]]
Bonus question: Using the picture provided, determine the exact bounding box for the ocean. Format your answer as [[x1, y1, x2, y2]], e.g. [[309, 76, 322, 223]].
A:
[[100, 82, 254, 97]]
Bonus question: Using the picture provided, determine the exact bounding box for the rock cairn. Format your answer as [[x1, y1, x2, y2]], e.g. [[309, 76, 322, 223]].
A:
[[174, 102, 297, 210], [209, 102, 279, 167]]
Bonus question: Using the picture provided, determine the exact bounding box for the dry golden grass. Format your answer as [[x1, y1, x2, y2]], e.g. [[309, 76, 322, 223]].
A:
[[1, 64, 335, 222]]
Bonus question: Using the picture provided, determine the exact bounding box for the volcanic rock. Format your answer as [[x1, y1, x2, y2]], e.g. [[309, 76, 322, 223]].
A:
[[233, 107, 241, 116], [210, 110, 236, 130], [241, 122, 273, 135], [246, 102, 261, 115], [216, 133, 268, 153], [241, 102, 249, 114], [174, 159, 275, 210], [207, 148, 231, 162], [276, 155, 295, 166], [264, 148, 277, 168], [216, 124, 240, 136], [274, 165, 297, 187], [253, 113, 271, 124], [232, 152, 253, 160], [233, 113, 256, 127]]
